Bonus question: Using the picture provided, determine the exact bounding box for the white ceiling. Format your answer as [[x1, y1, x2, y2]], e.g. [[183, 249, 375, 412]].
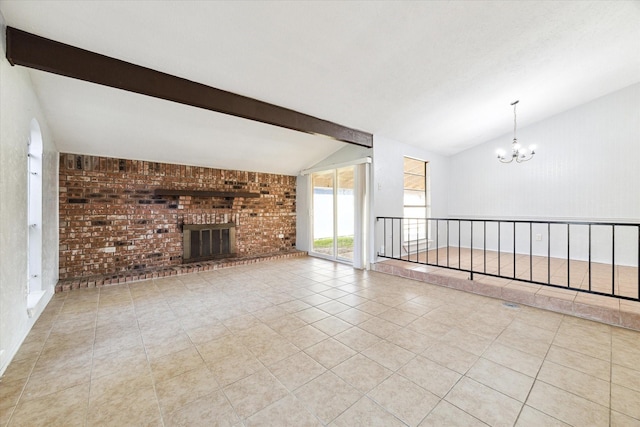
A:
[[2, 1, 639, 173]]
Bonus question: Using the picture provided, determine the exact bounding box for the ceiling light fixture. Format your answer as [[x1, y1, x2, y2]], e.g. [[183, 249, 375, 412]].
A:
[[496, 100, 536, 163]]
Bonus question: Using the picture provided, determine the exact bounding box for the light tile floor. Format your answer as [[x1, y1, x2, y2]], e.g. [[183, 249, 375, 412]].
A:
[[1, 256, 639, 426]]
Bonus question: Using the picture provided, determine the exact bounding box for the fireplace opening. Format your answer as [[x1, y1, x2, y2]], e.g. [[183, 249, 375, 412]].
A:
[[183, 223, 236, 262]]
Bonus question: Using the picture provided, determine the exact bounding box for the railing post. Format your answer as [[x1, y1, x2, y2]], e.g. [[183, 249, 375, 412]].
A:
[[588, 224, 592, 292], [436, 220, 439, 266], [529, 222, 533, 282], [426, 219, 430, 265], [391, 218, 394, 259], [383, 218, 386, 257], [416, 218, 419, 263], [458, 220, 461, 270], [513, 221, 516, 280], [548, 222, 551, 285], [483, 221, 486, 274], [567, 224, 570, 288], [498, 221, 501, 276], [612, 224, 615, 296], [446, 220, 450, 268], [471, 221, 474, 278]]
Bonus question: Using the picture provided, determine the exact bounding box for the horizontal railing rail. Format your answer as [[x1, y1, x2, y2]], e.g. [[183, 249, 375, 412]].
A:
[[377, 217, 640, 302]]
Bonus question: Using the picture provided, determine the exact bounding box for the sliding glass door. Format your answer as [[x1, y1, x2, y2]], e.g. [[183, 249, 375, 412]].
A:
[[311, 166, 356, 263]]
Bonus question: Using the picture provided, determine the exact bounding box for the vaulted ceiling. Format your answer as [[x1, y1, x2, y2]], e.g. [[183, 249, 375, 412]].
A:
[[2, 1, 638, 174]]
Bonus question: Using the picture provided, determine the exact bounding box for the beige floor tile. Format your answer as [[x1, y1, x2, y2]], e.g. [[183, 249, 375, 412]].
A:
[[89, 367, 154, 406], [0, 358, 37, 384], [155, 366, 219, 415], [359, 317, 402, 339], [0, 379, 26, 412], [611, 384, 640, 420], [613, 364, 640, 392], [223, 369, 289, 419], [515, 405, 570, 426], [304, 338, 356, 369], [30, 346, 93, 379], [312, 317, 352, 336], [334, 307, 373, 325], [385, 327, 436, 354], [440, 328, 493, 356], [333, 327, 381, 352], [355, 299, 391, 314], [611, 410, 640, 427], [369, 373, 440, 426], [281, 324, 330, 350], [301, 294, 332, 306], [266, 315, 308, 335], [398, 355, 461, 398], [515, 308, 564, 332], [150, 345, 205, 383], [331, 354, 392, 393], [495, 331, 552, 359], [545, 345, 611, 381], [537, 360, 610, 406], [526, 380, 609, 427], [21, 361, 91, 402], [163, 389, 239, 427], [144, 331, 194, 360], [87, 385, 162, 427], [294, 371, 362, 425], [332, 396, 404, 427], [246, 394, 321, 427], [9, 382, 89, 427], [295, 307, 330, 323], [613, 344, 640, 371], [418, 400, 488, 427], [278, 300, 312, 314], [362, 341, 414, 371], [0, 404, 14, 427], [91, 345, 149, 380], [445, 377, 522, 426], [336, 294, 368, 307], [247, 336, 300, 367], [184, 322, 230, 345], [317, 300, 351, 316], [207, 349, 263, 387], [406, 317, 453, 339], [423, 342, 478, 374], [268, 352, 326, 392], [377, 307, 419, 327], [482, 342, 543, 377], [466, 358, 534, 402]]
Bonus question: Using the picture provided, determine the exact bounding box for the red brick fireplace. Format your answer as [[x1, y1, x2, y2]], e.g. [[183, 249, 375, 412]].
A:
[[58, 154, 297, 280]]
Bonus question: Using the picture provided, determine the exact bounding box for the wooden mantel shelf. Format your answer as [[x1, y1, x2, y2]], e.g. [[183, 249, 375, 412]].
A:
[[153, 189, 260, 198]]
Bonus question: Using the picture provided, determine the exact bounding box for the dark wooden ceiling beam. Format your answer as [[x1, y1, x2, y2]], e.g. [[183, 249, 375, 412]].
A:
[[5, 26, 373, 148]]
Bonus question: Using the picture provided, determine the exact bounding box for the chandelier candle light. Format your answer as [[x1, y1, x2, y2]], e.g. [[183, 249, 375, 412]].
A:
[[497, 100, 536, 163]]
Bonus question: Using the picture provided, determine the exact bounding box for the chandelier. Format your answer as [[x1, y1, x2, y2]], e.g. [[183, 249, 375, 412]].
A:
[[497, 100, 536, 163]]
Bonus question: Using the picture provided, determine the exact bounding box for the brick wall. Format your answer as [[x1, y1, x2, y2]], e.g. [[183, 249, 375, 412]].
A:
[[59, 154, 296, 279]]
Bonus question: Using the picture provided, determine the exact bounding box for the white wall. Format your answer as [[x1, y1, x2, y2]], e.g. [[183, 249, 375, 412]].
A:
[[372, 135, 450, 261], [0, 11, 59, 375], [447, 83, 640, 265]]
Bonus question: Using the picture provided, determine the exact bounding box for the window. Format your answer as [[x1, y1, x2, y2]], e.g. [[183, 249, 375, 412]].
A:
[[27, 119, 44, 314], [403, 157, 430, 249]]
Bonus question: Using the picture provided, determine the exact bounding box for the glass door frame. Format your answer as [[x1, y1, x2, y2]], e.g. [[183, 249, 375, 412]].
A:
[[310, 167, 355, 263], [306, 158, 369, 268]]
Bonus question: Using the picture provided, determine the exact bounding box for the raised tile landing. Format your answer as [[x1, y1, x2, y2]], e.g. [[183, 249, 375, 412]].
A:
[[373, 259, 640, 331], [56, 250, 307, 292]]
